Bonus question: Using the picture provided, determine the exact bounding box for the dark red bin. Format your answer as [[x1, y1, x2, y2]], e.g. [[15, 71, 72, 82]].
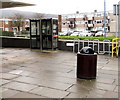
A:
[[77, 53, 97, 79]]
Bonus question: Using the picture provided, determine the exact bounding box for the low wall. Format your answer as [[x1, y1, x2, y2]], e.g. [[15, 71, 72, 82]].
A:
[[0, 36, 30, 48], [0, 37, 119, 55]]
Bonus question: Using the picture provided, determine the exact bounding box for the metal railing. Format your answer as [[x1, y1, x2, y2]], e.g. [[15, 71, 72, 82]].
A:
[[72, 39, 112, 55], [93, 39, 99, 53], [103, 39, 111, 55], [112, 38, 120, 57]]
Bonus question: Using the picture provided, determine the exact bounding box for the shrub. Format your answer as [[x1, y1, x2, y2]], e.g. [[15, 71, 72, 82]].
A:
[[58, 36, 115, 41], [0, 31, 14, 37], [21, 30, 30, 34]]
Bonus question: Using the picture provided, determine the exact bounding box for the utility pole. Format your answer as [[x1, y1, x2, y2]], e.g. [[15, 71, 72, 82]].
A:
[[65, 16, 69, 33], [76, 11, 79, 31], [104, 0, 106, 38]]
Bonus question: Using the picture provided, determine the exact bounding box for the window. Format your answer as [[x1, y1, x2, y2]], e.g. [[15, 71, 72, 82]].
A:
[[79, 21, 85, 24], [97, 27, 103, 31], [88, 20, 93, 24], [107, 19, 110, 23], [12, 28, 17, 32], [0, 28, 3, 31], [75, 21, 80, 25], [97, 13, 102, 17], [5, 20, 8, 24], [70, 21, 74, 24], [5, 28, 9, 31], [97, 21, 101, 23], [20, 27, 22, 31], [96, 20, 102, 24], [85, 21, 88, 24], [62, 23, 66, 25]]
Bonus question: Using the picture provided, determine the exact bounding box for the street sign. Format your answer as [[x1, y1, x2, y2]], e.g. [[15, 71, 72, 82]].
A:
[[113, 4, 119, 15], [66, 43, 74, 46]]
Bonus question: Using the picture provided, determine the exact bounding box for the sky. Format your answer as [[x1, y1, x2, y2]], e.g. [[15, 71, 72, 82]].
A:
[[4, 0, 120, 14]]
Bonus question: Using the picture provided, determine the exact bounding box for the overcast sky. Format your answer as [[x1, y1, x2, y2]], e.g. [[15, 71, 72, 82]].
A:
[[5, 0, 120, 14]]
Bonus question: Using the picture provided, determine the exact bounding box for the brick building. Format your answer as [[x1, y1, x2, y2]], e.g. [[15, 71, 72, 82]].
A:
[[0, 18, 29, 33], [59, 10, 116, 35]]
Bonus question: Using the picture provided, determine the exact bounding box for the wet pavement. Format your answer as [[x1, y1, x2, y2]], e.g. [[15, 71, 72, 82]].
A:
[[0, 48, 119, 99]]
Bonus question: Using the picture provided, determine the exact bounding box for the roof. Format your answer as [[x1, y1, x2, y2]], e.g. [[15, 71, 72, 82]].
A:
[[0, 0, 35, 9]]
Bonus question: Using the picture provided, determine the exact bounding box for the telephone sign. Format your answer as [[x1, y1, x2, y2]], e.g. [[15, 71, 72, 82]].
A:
[[113, 4, 119, 15]]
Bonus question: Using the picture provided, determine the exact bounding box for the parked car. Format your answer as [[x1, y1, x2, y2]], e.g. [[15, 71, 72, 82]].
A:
[[95, 31, 104, 37], [59, 31, 73, 36], [90, 31, 97, 36], [79, 31, 93, 37], [79, 32, 86, 37], [59, 32, 68, 36], [70, 31, 80, 36], [67, 31, 73, 36]]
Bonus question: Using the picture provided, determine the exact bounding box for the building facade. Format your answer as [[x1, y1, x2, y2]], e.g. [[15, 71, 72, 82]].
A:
[[118, 1, 120, 38], [60, 10, 116, 34], [0, 18, 29, 33]]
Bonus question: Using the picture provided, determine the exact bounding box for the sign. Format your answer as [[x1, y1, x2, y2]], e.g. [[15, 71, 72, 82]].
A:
[[66, 43, 74, 46], [113, 4, 119, 15], [53, 35, 58, 37]]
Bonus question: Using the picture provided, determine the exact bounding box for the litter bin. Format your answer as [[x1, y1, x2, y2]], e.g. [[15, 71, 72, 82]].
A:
[[77, 47, 97, 79]]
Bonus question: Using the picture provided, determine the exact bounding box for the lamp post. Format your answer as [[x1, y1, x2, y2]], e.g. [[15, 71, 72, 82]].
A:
[[104, 0, 106, 38], [76, 11, 79, 31], [65, 16, 69, 33]]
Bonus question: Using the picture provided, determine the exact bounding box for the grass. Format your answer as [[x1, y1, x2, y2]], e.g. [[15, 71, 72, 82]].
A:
[[58, 36, 116, 41]]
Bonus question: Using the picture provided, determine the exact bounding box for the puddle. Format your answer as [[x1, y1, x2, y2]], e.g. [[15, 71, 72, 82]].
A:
[[9, 70, 23, 75]]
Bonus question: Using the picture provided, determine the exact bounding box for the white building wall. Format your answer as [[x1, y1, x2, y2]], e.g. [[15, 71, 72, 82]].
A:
[[118, 1, 120, 38]]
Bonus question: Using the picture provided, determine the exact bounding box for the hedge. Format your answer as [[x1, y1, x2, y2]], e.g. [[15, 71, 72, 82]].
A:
[[58, 36, 116, 41], [0, 31, 14, 37]]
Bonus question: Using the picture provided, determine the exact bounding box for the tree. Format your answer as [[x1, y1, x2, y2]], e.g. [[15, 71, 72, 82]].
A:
[[33, 13, 44, 19], [9, 13, 25, 34]]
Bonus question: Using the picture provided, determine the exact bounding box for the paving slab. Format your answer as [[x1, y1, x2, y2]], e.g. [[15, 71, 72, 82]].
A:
[[29, 87, 69, 98], [3, 81, 37, 92], [14, 76, 72, 90], [2, 88, 20, 98], [65, 92, 87, 98], [0, 48, 119, 99], [66, 84, 90, 94], [103, 91, 118, 98], [0, 79, 10, 86], [2, 73, 20, 80], [11, 92, 46, 98]]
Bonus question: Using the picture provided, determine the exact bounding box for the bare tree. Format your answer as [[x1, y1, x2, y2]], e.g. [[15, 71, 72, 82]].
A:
[[9, 13, 25, 34], [34, 13, 44, 19]]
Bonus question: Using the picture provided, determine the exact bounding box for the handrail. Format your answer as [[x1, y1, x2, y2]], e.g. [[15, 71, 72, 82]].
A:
[[112, 38, 120, 57], [103, 39, 111, 55]]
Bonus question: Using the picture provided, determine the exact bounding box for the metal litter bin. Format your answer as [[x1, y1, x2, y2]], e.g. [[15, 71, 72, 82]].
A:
[[77, 47, 97, 79]]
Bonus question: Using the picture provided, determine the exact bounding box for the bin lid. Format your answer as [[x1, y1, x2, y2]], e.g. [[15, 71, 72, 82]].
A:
[[80, 47, 95, 54], [77, 52, 97, 56]]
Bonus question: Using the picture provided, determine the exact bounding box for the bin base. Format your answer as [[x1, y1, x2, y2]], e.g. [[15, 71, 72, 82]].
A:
[[77, 76, 96, 79]]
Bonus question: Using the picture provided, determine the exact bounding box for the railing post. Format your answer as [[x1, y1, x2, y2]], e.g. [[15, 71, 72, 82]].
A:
[[112, 39, 114, 57], [78, 39, 80, 53]]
